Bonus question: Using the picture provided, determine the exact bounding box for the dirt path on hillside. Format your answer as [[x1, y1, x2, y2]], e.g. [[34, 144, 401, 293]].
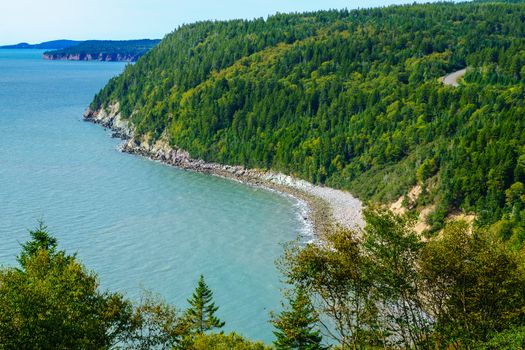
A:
[[440, 68, 467, 87]]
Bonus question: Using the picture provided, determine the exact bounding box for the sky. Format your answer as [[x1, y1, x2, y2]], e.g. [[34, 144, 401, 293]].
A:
[[0, 0, 441, 45]]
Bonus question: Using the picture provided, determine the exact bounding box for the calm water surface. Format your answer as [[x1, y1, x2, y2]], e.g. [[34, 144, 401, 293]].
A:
[[0, 49, 304, 342]]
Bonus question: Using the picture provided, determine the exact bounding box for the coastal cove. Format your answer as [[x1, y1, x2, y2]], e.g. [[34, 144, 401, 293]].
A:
[[0, 49, 307, 342], [84, 104, 364, 236], [4, 1, 525, 347]]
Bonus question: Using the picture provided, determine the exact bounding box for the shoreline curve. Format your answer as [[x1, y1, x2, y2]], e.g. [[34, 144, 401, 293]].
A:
[[83, 104, 364, 236]]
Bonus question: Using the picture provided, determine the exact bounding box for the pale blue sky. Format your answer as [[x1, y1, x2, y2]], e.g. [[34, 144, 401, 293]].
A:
[[0, 0, 442, 45]]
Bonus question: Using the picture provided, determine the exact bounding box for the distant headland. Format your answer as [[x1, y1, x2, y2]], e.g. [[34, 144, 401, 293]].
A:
[[0, 39, 80, 50], [0, 39, 160, 62]]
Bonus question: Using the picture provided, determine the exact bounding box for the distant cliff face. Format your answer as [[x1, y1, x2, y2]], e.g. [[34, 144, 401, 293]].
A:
[[42, 53, 140, 62], [41, 39, 161, 62]]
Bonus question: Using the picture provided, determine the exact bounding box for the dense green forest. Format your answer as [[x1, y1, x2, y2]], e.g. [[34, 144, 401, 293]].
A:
[[90, 0, 525, 236], [43, 39, 160, 61]]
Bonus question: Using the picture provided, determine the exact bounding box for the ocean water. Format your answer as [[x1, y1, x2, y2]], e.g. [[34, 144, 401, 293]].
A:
[[0, 49, 304, 342]]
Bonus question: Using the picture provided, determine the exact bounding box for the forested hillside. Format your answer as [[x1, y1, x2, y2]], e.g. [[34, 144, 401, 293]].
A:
[[91, 1, 525, 234]]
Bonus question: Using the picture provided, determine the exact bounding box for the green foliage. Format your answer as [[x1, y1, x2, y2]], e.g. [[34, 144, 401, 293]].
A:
[[272, 287, 324, 350], [0, 223, 206, 349], [17, 220, 58, 267], [123, 291, 184, 349], [280, 226, 382, 348], [0, 225, 133, 349], [0, 225, 284, 348], [416, 158, 438, 184], [477, 326, 525, 350], [282, 209, 525, 349], [419, 221, 525, 347], [184, 275, 225, 334], [92, 1, 525, 227], [363, 210, 432, 349], [186, 332, 270, 349], [2, 214, 525, 349], [491, 181, 525, 248]]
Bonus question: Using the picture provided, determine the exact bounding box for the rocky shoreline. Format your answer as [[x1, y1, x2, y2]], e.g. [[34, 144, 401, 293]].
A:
[[43, 53, 140, 62], [83, 104, 364, 236]]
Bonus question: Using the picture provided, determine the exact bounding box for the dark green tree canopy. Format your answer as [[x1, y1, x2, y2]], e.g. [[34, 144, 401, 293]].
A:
[[17, 221, 58, 267]]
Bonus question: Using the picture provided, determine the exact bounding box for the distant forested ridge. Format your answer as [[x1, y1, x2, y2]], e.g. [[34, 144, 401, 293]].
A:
[[43, 39, 161, 62], [0, 40, 80, 50], [90, 1, 525, 234]]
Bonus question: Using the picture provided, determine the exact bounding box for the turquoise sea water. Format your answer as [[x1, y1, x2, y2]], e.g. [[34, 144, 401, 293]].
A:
[[0, 49, 304, 342]]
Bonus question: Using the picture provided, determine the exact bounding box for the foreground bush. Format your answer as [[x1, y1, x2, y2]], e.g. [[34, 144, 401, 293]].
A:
[[282, 209, 525, 349], [2, 214, 524, 349], [188, 333, 270, 350], [0, 223, 133, 348], [0, 223, 249, 349]]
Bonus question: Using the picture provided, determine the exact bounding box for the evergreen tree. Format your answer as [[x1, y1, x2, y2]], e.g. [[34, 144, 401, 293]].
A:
[[272, 288, 324, 350], [17, 220, 58, 268], [185, 275, 225, 334]]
